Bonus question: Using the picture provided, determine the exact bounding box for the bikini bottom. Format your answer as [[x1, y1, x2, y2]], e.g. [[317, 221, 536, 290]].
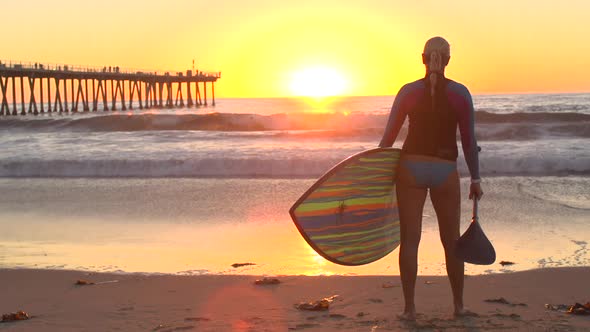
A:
[[399, 159, 456, 189]]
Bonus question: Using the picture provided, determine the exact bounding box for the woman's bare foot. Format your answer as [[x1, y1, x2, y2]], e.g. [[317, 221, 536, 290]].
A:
[[454, 308, 478, 318], [397, 310, 417, 321]]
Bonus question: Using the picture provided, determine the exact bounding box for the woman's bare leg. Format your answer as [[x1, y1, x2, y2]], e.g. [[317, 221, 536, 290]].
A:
[[429, 170, 466, 315], [396, 164, 428, 320]]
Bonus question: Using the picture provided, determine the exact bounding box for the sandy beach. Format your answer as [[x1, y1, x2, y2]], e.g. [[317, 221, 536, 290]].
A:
[[1, 267, 589, 331], [2, 0, 590, 330]]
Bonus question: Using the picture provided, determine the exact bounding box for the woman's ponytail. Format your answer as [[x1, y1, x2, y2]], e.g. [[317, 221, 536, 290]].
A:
[[428, 52, 442, 98], [423, 37, 450, 109]]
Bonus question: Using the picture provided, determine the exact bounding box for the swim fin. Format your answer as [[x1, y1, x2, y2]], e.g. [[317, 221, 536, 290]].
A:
[[455, 199, 496, 265]]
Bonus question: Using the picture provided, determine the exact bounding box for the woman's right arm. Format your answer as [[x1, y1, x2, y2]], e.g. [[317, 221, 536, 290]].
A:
[[379, 85, 410, 148]]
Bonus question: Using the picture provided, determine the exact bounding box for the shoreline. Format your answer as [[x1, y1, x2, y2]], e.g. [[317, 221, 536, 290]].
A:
[[0, 264, 571, 278], [1, 176, 588, 277], [1, 267, 589, 331]]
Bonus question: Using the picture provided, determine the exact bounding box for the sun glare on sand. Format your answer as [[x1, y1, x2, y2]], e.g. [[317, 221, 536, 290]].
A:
[[289, 67, 348, 98]]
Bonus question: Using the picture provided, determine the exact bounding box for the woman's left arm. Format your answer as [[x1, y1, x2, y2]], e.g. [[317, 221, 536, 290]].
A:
[[455, 85, 480, 181], [453, 84, 483, 199]]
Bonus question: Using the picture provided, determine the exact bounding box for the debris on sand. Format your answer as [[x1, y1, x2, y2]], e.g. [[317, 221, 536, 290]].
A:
[[546, 302, 590, 315], [382, 281, 397, 288], [294, 299, 330, 311], [153, 323, 166, 330], [567, 303, 590, 315], [75, 279, 95, 286], [485, 297, 510, 304], [254, 277, 280, 285], [295, 295, 339, 311], [231, 263, 256, 268], [545, 304, 570, 312], [499, 261, 515, 266], [484, 297, 527, 307], [1, 311, 29, 322], [75, 279, 118, 286]]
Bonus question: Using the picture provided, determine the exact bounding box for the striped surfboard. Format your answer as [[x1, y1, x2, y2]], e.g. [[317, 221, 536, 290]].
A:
[[289, 148, 401, 266]]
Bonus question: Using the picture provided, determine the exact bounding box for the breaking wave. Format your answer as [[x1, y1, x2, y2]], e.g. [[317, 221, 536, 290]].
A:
[[1, 112, 589, 140], [1, 154, 588, 178]]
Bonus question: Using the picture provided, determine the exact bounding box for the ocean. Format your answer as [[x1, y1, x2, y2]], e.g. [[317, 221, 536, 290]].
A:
[[0, 93, 589, 276]]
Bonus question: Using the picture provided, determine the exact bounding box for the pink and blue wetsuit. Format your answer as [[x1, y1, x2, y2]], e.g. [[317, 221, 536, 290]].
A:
[[379, 75, 480, 186]]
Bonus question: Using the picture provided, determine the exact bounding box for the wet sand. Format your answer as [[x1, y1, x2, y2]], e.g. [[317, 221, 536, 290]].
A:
[[0, 177, 589, 276], [1, 267, 589, 331]]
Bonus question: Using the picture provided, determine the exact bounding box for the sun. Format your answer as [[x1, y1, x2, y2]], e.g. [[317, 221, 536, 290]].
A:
[[289, 67, 348, 98]]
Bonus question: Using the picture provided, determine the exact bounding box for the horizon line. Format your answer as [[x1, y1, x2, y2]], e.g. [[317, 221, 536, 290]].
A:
[[216, 91, 590, 99]]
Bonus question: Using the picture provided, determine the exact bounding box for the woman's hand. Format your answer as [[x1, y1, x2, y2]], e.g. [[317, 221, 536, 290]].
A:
[[469, 182, 483, 200]]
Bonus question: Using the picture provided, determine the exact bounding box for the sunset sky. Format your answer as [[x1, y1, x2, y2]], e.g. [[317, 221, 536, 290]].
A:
[[3, 0, 589, 98]]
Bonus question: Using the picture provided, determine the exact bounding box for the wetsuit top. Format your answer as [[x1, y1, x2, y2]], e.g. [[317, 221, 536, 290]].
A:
[[379, 75, 480, 180]]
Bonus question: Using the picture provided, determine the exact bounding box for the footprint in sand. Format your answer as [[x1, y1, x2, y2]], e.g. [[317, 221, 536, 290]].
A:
[[368, 298, 383, 303], [288, 323, 320, 330], [118, 306, 134, 312], [491, 313, 521, 320], [184, 317, 211, 322], [328, 313, 347, 319], [154, 326, 195, 332], [484, 297, 527, 307], [244, 316, 264, 323]]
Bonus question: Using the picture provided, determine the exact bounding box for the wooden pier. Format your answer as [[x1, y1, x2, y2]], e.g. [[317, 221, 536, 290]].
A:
[[0, 61, 220, 116]]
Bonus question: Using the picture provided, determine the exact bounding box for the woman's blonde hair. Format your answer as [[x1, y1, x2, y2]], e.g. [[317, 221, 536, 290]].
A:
[[423, 37, 450, 98]]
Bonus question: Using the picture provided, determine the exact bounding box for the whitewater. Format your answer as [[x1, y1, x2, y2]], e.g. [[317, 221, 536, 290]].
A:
[[0, 94, 589, 178]]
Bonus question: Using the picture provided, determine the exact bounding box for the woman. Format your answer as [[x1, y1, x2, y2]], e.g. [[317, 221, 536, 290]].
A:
[[379, 36, 483, 320]]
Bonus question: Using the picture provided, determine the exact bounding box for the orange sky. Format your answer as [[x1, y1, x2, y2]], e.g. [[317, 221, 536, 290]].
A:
[[3, 0, 590, 97]]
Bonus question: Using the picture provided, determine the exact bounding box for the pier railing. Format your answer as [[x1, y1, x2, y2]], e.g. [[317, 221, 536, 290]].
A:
[[0, 59, 220, 115], [0, 59, 221, 79]]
